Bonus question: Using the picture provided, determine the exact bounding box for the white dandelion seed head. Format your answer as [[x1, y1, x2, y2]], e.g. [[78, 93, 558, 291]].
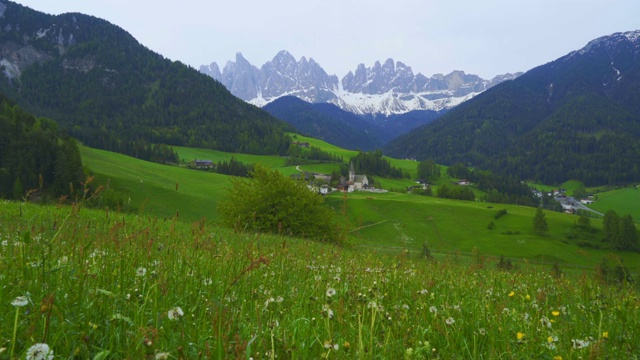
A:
[[572, 339, 590, 349], [167, 306, 184, 320], [419, 289, 429, 295], [155, 352, 170, 360], [26, 343, 54, 360], [136, 267, 147, 277], [11, 295, 29, 307], [445, 317, 455, 325], [326, 288, 336, 297], [276, 296, 284, 303], [402, 304, 410, 310], [429, 306, 438, 314]]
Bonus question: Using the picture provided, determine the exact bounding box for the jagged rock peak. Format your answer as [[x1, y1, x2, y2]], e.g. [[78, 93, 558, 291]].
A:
[[200, 51, 520, 115]]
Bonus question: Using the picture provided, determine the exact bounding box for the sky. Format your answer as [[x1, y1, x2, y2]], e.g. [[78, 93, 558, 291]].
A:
[[14, 0, 640, 79]]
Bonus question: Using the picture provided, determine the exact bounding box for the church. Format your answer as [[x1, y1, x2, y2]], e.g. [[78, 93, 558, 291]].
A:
[[349, 163, 369, 190]]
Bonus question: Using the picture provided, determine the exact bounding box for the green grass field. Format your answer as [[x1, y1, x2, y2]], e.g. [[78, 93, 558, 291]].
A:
[[81, 146, 231, 222], [1, 201, 638, 359], [81, 145, 640, 273], [327, 191, 640, 272], [588, 186, 640, 221]]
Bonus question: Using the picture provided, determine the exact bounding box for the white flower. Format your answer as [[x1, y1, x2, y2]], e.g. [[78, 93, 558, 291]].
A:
[[326, 288, 336, 297], [419, 289, 429, 295], [445, 317, 455, 325], [26, 343, 54, 360], [167, 306, 184, 320], [322, 304, 334, 319], [11, 296, 29, 307], [136, 267, 147, 277], [572, 339, 590, 349], [276, 296, 284, 303], [429, 306, 438, 314], [155, 352, 170, 360]]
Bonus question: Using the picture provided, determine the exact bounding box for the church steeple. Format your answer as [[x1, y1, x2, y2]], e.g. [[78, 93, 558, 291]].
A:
[[349, 162, 355, 182]]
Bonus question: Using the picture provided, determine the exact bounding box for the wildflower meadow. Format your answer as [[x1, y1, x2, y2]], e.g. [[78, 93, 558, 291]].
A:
[[1, 201, 639, 359]]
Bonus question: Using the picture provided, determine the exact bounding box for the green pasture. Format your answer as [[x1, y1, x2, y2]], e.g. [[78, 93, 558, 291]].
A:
[[81, 145, 639, 272], [328, 191, 640, 272], [81, 146, 229, 222], [588, 186, 640, 221]]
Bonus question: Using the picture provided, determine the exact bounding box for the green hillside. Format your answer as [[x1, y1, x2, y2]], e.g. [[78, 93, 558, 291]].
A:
[[0, 1, 291, 160], [81, 145, 640, 272], [1, 201, 638, 359]]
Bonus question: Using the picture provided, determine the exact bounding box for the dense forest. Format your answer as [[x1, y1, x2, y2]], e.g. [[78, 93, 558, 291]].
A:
[[386, 31, 640, 186], [0, 2, 292, 161], [341, 150, 406, 179], [0, 94, 84, 200]]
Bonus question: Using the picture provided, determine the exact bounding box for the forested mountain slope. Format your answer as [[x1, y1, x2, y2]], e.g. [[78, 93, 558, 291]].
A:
[[386, 31, 640, 185], [0, 1, 291, 157]]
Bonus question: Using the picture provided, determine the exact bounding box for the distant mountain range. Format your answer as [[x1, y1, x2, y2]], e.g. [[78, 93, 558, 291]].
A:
[[262, 96, 443, 150], [0, 0, 291, 158], [386, 30, 640, 186], [200, 51, 521, 116]]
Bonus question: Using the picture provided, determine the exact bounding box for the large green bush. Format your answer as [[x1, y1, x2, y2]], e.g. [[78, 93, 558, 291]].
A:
[[218, 164, 345, 243]]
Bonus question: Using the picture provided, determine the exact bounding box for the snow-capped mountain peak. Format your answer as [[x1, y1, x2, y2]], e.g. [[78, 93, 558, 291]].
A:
[[200, 51, 521, 115]]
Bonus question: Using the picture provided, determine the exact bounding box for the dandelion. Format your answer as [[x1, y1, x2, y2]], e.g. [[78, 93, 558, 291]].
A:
[[478, 328, 487, 336], [553, 357, 562, 360], [276, 296, 284, 303], [322, 304, 334, 319], [508, 291, 515, 297], [551, 310, 560, 316], [136, 267, 147, 277], [26, 343, 54, 360], [155, 353, 170, 360], [540, 316, 552, 329], [167, 306, 184, 320], [264, 297, 275, 308], [11, 296, 28, 307], [326, 288, 336, 297], [525, 294, 531, 300], [419, 289, 429, 295], [602, 331, 608, 339], [445, 317, 455, 325], [571, 339, 590, 349], [429, 306, 438, 314], [517, 332, 525, 340]]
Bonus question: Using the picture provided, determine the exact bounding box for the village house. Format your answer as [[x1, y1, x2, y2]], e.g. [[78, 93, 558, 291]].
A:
[[194, 159, 213, 169]]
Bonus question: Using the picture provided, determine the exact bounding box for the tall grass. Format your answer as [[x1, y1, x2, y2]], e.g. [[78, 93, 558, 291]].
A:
[[1, 201, 638, 359]]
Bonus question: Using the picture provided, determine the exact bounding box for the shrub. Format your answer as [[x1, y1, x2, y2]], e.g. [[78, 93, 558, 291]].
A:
[[218, 164, 346, 243]]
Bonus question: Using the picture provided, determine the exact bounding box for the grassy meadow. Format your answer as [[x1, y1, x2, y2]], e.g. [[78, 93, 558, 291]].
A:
[[1, 201, 638, 359], [80, 145, 640, 274], [587, 186, 640, 221]]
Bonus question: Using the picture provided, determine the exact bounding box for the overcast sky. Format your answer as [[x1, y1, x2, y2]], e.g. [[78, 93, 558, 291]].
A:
[[14, 0, 640, 79]]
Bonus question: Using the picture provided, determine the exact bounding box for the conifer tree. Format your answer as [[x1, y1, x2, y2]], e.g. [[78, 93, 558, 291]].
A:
[[533, 208, 549, 234]]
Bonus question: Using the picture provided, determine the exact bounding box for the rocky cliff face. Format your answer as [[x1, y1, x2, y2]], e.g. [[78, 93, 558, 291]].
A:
[[200, 52, 521, 115]]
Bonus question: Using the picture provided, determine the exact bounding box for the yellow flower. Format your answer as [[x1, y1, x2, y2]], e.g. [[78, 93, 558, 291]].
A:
[[509, 291, 515, 297], [551, 311, 560, 316], [547, 336, 554, 343], [517, 332, 525, 340], [525, 295, 531, 300], [553, 356, 562, 360], [602, 331, 608, 339]]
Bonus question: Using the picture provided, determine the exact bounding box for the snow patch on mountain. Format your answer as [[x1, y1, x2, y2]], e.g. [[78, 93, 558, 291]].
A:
[[200, 52, 521, 115]]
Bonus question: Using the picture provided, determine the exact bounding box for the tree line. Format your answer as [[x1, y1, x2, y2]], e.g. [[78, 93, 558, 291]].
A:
[[0, 94, 84, 200]]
